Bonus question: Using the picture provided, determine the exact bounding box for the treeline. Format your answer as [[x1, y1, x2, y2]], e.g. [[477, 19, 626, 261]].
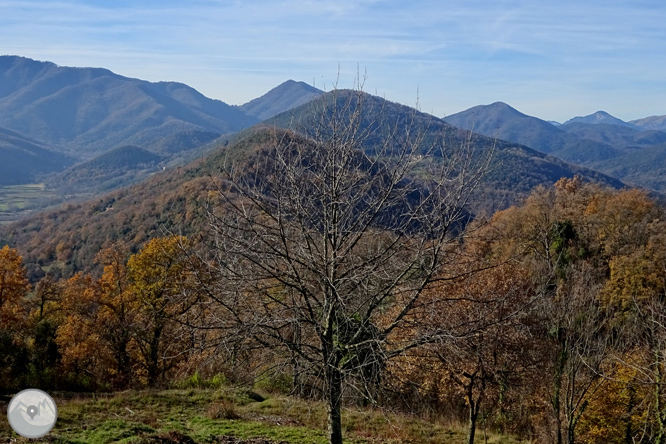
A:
[[3, 178, 666, 443]]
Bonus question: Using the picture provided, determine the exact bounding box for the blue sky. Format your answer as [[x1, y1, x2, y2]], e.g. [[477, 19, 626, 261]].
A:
[[1, 0, 665, 122]]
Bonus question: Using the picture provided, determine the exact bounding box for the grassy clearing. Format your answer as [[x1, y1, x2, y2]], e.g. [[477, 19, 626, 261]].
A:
[[0, 389, 527, 443], [0, 183, 60, 223]]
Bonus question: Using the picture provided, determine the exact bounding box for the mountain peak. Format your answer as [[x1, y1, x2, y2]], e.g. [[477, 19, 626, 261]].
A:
[[563, 111, 635, 128], [241, 80, 323, 121], [443, 101, 563, 149], [486, 101, 529, 116]]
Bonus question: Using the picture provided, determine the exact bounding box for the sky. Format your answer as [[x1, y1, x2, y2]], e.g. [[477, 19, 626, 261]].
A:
[[1, 0, 666, 123]]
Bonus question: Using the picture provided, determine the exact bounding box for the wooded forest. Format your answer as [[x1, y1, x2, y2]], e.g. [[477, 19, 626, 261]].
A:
[[3, 89, 666, 444]]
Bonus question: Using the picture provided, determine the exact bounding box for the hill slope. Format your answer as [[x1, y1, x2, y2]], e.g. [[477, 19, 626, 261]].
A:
[[561, 122, 666, 149], [590, 142, 666, 191], [0, 91, 627, 279], [268, 92, 624, 200], [0, 126, 74, 185], [49, 145, 163, 193], [443, 102, 666, 192], [0, 55, 259, 156]]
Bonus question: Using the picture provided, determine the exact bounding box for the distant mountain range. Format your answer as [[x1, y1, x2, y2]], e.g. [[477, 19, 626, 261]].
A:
[[0, 56, 323, 187], [1, 89, 627, 279], [444, 102, 624, 164], [631, 115, 666, 131], [564, 111, 637, 128], [4, 53, 666, 244], [444, 103, 666, 192], [0, 56, 255, 155]]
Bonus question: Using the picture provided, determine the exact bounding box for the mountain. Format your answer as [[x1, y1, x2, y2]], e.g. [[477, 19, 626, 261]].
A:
[[561, 122, 666, 149], [0, 90, 627, 280], [48, 145, 163, 194], [443, 102, 623, 164], [145, 130, 221, 156], [563, 111, 636, 128], [267, 92, 624, 192], [590, 142, 666, 192], [0, 56, 326, 196], [631, 115, 666, 132], [443, 102, 666, 192], [443, 102, 562, 152], [241, 80, 323, 121], [0, 126, 74, 185], [77, 145, 162, 170], [0, 55, 259, 157]]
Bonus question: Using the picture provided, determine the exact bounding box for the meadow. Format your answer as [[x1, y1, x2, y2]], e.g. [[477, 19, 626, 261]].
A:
[[0, 387, 524, 444], [0, 184, 60, 224]]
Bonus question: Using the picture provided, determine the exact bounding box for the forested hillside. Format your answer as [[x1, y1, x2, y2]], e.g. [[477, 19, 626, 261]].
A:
[[0, 91, 625, 281], [3, 87, 663, 444], [445, 102, 666, 191], [2, 175, 666, 443], [0, 126, 73, 185], [0, 56, 256, 156]]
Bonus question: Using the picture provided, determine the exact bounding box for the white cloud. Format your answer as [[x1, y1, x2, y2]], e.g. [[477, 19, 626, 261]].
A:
[[1, 0, 666, 120]]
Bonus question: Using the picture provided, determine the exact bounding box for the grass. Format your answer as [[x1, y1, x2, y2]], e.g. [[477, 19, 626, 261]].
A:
[[0, 389, 527, 444], [0, 183, 60, 223]]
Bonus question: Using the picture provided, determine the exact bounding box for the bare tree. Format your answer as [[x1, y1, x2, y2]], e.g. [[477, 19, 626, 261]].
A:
[[194, 83, 491, 444]]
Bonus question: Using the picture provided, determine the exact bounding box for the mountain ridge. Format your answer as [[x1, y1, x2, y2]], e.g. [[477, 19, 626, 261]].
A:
[[631, 114, 666, 132], [241, 80, 323, 121], [444, 101, 666, 191], [0, 55, 259, 157], [0, 89, 628, 280], [563, 110, 637, 128], [443, 101, 622, 164]]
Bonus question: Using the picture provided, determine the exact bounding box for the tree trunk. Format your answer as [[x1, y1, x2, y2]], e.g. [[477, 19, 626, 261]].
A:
[[655, 346, 665, 444], [147, 320, 164, 386], [327, 365, 344, 444], [465, 374, 481, 444], [468, 400, 479, 444], [552, 334, 566, 444], [115, 332, 131, 387]]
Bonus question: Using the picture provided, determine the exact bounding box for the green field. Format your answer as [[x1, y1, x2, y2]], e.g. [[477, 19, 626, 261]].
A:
[[0, 388, 524, 444], [0, 183, 61, 224]]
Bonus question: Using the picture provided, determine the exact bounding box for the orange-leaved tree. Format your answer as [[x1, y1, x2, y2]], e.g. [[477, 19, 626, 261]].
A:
[[0, 245, 30, 328], [126, 235, 198, 386], [56, 246, 138, 389], [0, 245, 31, 390]]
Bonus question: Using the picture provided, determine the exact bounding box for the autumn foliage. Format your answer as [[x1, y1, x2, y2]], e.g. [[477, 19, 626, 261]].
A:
[[4, 179, 666, 443]]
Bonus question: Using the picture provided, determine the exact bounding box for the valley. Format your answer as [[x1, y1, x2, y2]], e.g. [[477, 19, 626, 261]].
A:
[[0, 183, 59, 225]]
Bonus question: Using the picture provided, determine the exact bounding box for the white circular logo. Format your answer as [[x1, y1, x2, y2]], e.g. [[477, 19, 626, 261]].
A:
[[7, 389, 58, 438]]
